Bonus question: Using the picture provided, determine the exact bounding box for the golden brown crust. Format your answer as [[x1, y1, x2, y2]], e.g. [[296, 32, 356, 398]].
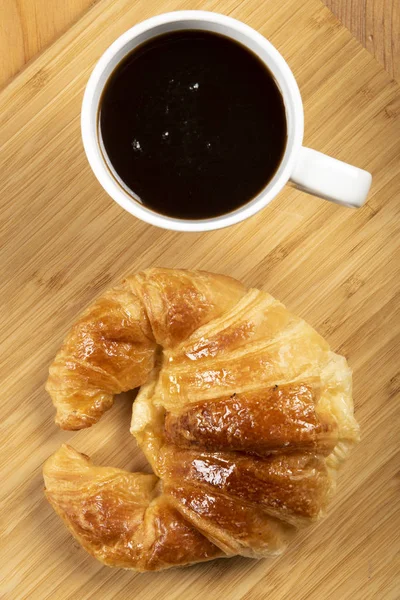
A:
[[129, 268, 246, 348], [165, 484, 296, 557], [164, 381, 338, 456], [142, 497, 223, 570], [44, 268, 360, 571], [159, 446, 332, 524], [46, 283, 156, 429], [44, 445, 222, 571]]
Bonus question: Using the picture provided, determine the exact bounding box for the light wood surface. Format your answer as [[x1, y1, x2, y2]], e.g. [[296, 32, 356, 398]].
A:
[[0, 0, 399, 89], [0, 0, 91, 87], [0, 0, 399, 598], [325, 0, 400, 83]]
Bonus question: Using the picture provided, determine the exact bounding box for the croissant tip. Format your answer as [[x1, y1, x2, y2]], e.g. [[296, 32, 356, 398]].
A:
[[55, 412, 94, 431]]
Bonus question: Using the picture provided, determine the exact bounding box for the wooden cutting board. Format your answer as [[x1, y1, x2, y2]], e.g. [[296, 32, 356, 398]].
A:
[[0, 0, 399, 598]]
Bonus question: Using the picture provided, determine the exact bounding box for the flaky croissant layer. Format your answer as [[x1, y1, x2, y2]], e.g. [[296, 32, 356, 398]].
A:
[[44, 269, 360, 570]]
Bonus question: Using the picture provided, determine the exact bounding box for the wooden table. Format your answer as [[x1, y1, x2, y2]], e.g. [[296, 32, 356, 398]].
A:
[[0, 0, 399, 599], [1, 0, 399, 88]]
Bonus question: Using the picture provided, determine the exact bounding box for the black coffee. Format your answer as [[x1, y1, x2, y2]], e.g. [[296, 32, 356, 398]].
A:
[[99, 30, 287, 219]]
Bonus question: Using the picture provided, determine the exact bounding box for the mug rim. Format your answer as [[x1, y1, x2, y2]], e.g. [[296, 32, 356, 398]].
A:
[[81, 10, 304, 232]]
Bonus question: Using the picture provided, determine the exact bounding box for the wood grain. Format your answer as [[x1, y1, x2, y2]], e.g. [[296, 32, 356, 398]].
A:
[[0, 0, 399, 599], [0, 0, 399, 89], [0, 0, 92, 87], [325, 0, 400, 82]]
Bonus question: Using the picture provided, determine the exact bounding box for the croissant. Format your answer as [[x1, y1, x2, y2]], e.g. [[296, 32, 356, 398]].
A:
[[43, 268, 360, 571]]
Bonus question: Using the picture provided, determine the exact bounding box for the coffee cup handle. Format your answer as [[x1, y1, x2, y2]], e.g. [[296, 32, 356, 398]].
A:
[[289, 147, 372, 208]]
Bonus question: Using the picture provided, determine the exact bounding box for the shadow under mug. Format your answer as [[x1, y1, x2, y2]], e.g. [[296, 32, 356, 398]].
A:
[[81, 10, 372, 232]]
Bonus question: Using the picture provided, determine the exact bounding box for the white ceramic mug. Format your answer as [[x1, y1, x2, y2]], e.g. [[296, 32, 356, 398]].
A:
[[81, 10, 372, 232]]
